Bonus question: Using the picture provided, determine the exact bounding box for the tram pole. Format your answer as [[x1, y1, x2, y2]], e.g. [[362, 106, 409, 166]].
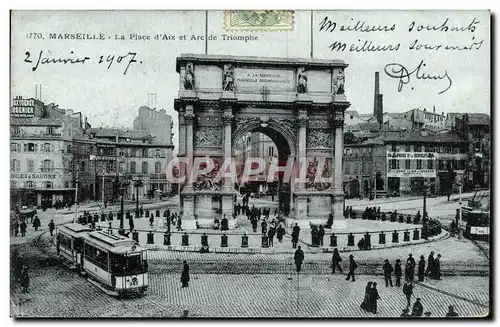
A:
[[458, 182, 463, 239]]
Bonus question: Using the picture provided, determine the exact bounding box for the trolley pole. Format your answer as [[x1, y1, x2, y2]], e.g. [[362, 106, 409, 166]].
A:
[[74, 169, 79, 223], [458, 182, 463, 239]]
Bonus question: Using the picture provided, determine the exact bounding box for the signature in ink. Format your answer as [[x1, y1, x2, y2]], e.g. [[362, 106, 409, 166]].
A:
[[384, 60, 452, 94]]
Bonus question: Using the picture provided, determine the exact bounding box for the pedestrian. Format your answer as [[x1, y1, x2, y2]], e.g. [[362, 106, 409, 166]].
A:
[[450, 220, 456, 237], [294, 246, 304, 272], [445, 305, 459, 317], [425, 251, 435, 276], [149, 214, 154, 227], [431, 254, 442, 280], [418, 255, 425, 282], [411, 298, 424, 317], [382, 259, 393, 287], [394, 259, 402, 287], [32, 215, 41, 231], [318, 225, 325, 246], [181, 260, 190, 288], [20, 265, 30, 293], [48, 220, 55, 237], [357, 237, 365, 251], [292, 223, 300, 248], [405, 254, 416, 281], [403, 281, 413, 307], [276, 225, 285, 243], [261, 220, 267, 235], [345, 255, 358, 282], [14, 220, 19, 237], [331, 248, 343, 274], [20, 220, 27, 237], [267, 227, 275, 247], [360, 281, 373, 312], [370, 282, 381, 314], [129, 218, 135, 233]]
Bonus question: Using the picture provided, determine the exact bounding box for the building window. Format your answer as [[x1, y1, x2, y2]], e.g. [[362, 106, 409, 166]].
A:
[[11, 142, 20, 152], [390, 159, 397, 169], [11, 159, 20, 172], [27, 159, 34, 172], [42, 159, 53, 172], [81, 161, 86, 172], [11, 126, 20, 135], [391, 144, 397, 152], [414, 144, 422, 152], [47, 127, 54, 135], [25, 181, 35, 188], [11, 181, 17, 189], [405, 160, 410, 169], [155, 149, 164, 158], [438, 160, 444, 170], [268, 147, 275, 157], [427, 160, 434, 169], [25, 143, 36, 152], [43, 143, 51, 152], [142, 162, 148, 174], [142, 149, 148, 158], [155, 161, 161, 173], [45, 181, 52, 189], [405, 145, 411, 152], [136, 149, 141, 157], [416, 160, 422, 169], [130, 161, 136, 173]]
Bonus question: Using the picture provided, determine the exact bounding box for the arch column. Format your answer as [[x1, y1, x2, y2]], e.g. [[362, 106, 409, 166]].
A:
[[332, 110, 346, 229], [294, 108, 309, 224], [181, 100, 197, 230], [221, 100, 236, 225]]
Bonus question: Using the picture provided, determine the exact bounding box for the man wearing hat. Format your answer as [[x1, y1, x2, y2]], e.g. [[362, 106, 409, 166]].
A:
[[400, 308, 411, 317], [345, 255, 358, 282], [394, 259, 402, 287], [382, 259, 393, 287], [446, 305, 458, 317], [418, 255, 426, 282], [405, 254, 416, 282], [403, 280, 414, 307]]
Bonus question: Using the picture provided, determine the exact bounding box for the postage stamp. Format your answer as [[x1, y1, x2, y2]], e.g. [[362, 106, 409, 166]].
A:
[[223, 10, 295, 31]]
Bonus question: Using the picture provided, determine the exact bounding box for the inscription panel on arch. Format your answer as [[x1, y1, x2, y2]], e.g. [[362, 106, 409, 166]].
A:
[[234, 67, 295, 92]]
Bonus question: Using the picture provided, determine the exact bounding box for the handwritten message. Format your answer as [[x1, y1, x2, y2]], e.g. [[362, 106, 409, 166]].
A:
[[318, 16, 485, 94]]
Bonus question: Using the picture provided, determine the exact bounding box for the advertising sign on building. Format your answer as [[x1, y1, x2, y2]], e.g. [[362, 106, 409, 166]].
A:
[[387, 152, 437, 160], [386, 169, 436, 178]]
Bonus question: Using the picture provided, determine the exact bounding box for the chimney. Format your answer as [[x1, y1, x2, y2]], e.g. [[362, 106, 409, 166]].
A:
[[376, 94, 383, 126], [374, 72, 380, 117]]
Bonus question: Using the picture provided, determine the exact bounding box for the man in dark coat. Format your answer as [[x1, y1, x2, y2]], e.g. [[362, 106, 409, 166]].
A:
[[383, 259, 393, 287], [357, 237, 365, 251], [431, 254, 442, 280], [425, 251, 435, 276], [345, 255, 358, 282], [370, 282, 381, 314], [405, 254, 416, 281], [261, 220, 267, 235], [20, 220, 27, 237], [267, 227, 275, 247], [403, 281, 413, 307], [294, 246, 304, 272], [48, 220, 55, 236], [331, 248, 343, 274], [276, 225, 286, 243], [129, 218, 135, 233], [411, 298, 424, 317], [291, 224, 300, 249], [418, 255, 426, 282], [32, 216, 41, 231], [181, 261, 190, 287], [149, 214, 154, 227], [446, 305, 459, 317], [450, 220, 457, 237], [395, 259, 402, 287], [317, 225, 325, 246]]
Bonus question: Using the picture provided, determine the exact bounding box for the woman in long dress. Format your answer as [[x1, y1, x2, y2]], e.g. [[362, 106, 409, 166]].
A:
[[181, 261, 190, 288], [360, 281, 373, 311]]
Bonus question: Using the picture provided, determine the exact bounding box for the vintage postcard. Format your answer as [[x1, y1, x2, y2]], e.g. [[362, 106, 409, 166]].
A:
[[9, 10, 490, 319]]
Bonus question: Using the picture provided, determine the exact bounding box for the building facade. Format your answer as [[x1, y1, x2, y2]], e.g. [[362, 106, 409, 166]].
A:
[[403, 107, 446, 131], [133, 106, 174, 145]]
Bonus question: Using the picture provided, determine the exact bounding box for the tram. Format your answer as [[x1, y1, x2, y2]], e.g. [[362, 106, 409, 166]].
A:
[[462, 206, 490, 241], [81, 231, 149, 297], [56, 223, 93, 271]]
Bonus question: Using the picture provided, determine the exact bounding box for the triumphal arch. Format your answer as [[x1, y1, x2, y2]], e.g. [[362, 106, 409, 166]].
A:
[[174, 54, 350, 230]]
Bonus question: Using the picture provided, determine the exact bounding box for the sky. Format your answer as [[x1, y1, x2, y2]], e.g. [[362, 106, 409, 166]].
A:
[[10, 10, 490, 152]]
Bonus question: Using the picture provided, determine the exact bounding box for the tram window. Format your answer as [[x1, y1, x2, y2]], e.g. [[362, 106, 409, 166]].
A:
[[127, 255, 142, 274], [110, 254, 127, 275], [73, 239, 83, 252]]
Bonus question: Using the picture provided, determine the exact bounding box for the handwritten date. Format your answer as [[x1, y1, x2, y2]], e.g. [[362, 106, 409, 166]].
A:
[[384, 60, 452, 95], [24, 50, 140, 75]]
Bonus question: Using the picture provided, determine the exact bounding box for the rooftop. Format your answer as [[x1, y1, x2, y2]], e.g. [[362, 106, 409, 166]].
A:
[[89, 128, 152, 139], [466, 113, 490, 125]]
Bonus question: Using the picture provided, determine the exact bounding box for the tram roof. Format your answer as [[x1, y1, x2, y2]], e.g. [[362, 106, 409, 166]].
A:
[[82, 231, 140, 253], [58, 223, 93, 238]]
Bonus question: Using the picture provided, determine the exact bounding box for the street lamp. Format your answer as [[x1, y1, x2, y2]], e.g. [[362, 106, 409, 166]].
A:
[[134, 179, 144, 215], [457, 181, 463, 239], [422, 180, 430, 218]]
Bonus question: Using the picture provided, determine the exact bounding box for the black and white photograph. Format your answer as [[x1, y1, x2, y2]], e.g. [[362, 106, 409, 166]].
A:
[[8, 7, 491, 319]]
